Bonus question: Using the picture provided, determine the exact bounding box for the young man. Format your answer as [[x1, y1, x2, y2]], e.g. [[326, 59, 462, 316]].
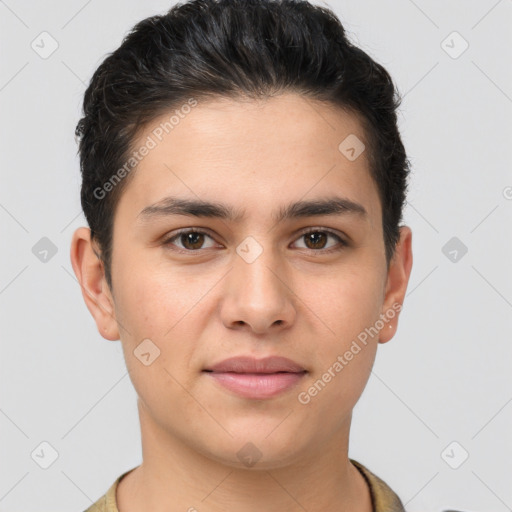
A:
[[71, 0, 413, 510]]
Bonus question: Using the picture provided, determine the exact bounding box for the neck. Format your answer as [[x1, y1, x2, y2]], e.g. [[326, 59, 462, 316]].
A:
[[117, 402, 372, 512]]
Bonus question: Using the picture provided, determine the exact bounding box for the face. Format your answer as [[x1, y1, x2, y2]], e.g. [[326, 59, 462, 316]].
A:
[[72, 93, 412, 470]]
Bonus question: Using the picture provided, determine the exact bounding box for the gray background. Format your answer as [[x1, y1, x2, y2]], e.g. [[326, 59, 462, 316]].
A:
[[1, 0, 511, 510]]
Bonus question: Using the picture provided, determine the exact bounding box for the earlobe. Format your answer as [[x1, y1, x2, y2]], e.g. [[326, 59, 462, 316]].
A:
[[378, 226, 413, 344], [70, 227, 120, 341]]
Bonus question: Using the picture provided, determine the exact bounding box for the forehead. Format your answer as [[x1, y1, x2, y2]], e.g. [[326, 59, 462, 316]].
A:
[[117, 93, 380, 225], [149, 93, 367, 155]]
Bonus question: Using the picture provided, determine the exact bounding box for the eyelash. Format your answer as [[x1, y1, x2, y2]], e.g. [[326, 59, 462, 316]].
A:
[[161, 227, 348, 255]]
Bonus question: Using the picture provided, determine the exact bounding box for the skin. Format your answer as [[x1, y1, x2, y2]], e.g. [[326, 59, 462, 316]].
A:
[[71, 93, 413, 512]]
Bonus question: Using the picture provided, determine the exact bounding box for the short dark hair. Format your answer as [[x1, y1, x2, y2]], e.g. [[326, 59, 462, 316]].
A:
[[75, 0, 410, 290]]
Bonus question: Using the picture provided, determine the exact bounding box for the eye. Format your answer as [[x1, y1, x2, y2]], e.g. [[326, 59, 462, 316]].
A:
[[292, 228, 347, 253], [162, 228, 218, 252], [162, 227, 348, 254]]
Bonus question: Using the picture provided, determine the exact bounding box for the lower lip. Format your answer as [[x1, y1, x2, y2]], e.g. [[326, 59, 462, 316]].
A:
[[204, 371, 306, 399]]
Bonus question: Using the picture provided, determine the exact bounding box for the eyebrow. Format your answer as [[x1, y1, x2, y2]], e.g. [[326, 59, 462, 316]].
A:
[[137, 195, 367, 224]]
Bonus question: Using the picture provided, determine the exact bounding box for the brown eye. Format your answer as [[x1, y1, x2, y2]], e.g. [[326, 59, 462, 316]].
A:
[[293, 229, 346, 253], [179, 232, 206, 250], [163, 229, 217, 251], [303, 232, 328, 250]]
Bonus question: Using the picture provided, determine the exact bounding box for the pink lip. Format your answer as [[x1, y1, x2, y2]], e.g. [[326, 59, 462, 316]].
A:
[[205, 356, 306, 373], [203, 356, 307, 399]]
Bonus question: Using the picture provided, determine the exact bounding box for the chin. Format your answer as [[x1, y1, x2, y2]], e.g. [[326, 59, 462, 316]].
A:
[[200, 431, 307, 471]]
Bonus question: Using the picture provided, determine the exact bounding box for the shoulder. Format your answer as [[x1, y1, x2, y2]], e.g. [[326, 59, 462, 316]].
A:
[[83, 488, 110, 512], [350, 458, 406, 512], [82, 467, 136, 512]]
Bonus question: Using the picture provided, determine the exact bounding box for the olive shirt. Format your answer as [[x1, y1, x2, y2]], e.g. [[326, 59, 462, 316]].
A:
[[84, 459, 405, 512]]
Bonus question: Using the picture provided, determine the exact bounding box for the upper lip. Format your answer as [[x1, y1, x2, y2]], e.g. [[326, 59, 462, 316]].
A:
[[204, 356, 306, 374]]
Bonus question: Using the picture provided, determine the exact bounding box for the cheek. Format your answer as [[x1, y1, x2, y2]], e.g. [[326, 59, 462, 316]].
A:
[[312, 267, 384, 343], [114, 259, 198, 338], [114, 272, 199, 422], [299, 268, 382, 402], [113, 259, 204, 366], [296, 334, 377, 439]]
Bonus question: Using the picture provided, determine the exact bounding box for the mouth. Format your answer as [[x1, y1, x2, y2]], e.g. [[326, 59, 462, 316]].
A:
[[202, 356, 307, 399]]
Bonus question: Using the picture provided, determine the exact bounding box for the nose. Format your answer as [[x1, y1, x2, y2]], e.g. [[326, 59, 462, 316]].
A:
[[219, 244, 296, 334]]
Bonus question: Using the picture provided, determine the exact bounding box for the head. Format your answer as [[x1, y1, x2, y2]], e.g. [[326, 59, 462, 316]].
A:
[[71, 0, 412, 469]]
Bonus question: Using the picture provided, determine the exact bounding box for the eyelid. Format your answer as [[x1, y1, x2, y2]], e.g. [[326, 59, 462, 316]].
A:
[[162, 227, 220, 251], [292, 227, 348, 252], [162, 226, 348, 253], [294, 226, 346, 241]]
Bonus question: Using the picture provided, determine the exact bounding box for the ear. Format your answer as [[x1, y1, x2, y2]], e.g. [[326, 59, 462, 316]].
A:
[[70, 227, 120, 341], [378, 226, 413, 344]]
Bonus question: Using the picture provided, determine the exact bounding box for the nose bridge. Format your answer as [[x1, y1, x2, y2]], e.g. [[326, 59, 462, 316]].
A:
[[221, 233, 295, 331], [233, 234, 285, 302]]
